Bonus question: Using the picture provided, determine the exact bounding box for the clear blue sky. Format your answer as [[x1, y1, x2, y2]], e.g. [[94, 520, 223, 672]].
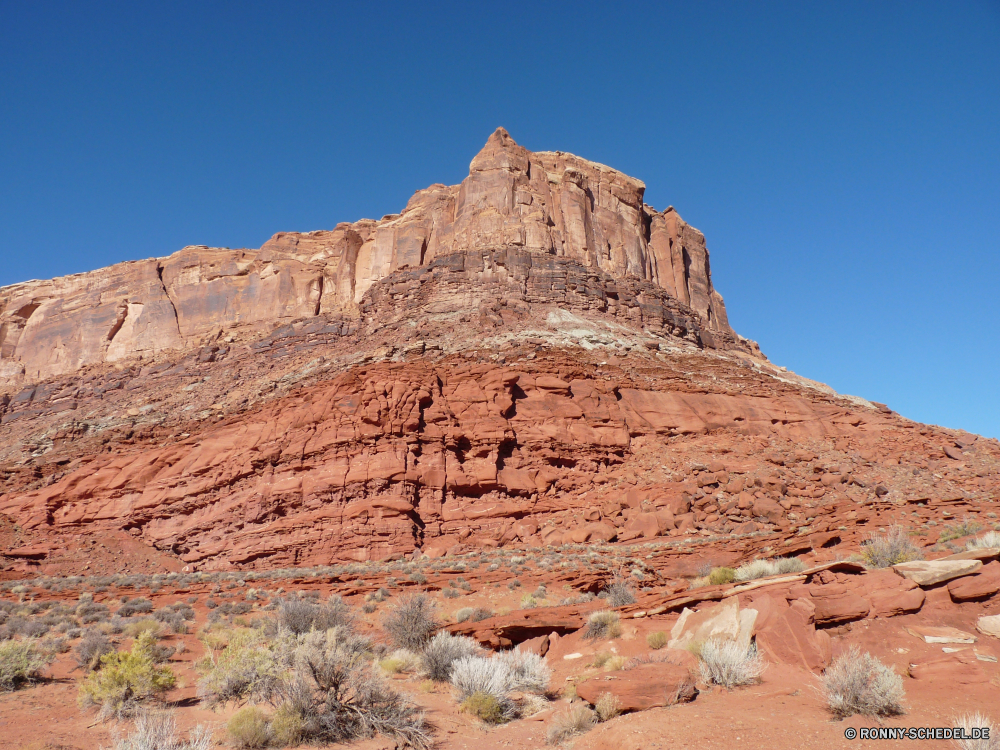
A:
[[1, 1, 998, 438]]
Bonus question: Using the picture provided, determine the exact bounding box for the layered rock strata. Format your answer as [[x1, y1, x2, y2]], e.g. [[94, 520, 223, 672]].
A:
[[0, 128, 734, 388]]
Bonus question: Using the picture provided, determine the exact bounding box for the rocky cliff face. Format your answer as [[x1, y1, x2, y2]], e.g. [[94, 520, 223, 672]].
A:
[[0, 129, 735, 388]]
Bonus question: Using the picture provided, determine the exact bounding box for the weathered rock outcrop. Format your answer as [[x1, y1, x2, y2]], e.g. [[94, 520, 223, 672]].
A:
[[0, 129, 735, 388]]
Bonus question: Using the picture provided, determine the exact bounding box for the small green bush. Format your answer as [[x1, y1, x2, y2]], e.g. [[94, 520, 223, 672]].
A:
[[227, 706, 272, 749], [79, 632, 176, 719], [0, 639, 53, 691], [269, 702, 305, 746], [708, 567, 736, 586], [461, 691, 506, 724], [646, 631, 668, 650]]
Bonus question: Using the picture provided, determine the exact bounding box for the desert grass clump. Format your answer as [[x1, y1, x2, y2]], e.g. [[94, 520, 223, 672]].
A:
[[583, 610, 621, 640], [227, 705, 272, 749], [699, 640, 766, 688], [378, 649, 420, 675], [0, 639, 53, 691], [594, 691, 622, 722], [108, 712, 211, 750], [495, 648, 551, 694], [79, 632, 176, 719], [939, 517, 983, 543], [546, 704, 596, 745], [421, 632, 482, 682], [860, 526, 922, 569], [952, 712, 1000, 750], [382, 594, 438, 651], [647, 631, 668, 650], [967, 530, 1000, 551], [734, 557, 805, 582], [75, 628, 115, 672], [822, 646, 905, 718], [125, 617, 162, 639]]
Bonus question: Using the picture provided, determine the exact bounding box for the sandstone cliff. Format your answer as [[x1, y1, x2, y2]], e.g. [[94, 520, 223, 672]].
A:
[[0, 129, 735, 388]]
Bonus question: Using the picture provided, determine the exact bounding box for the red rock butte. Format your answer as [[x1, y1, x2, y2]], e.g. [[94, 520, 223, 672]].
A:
[[0, 128, 997, 575]]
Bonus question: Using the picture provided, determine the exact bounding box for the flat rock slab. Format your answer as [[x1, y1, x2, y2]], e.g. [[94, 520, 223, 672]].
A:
[[906, 625, 977, 644], [942, 547, 1000, 562], [978, 615, 1000, 639], [947, 562, 1000, 601], [576, 661, 698, 712], [893, 559, 982, 586]]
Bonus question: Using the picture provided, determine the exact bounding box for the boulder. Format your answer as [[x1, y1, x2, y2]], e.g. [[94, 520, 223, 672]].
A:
[[752, 595, 831, 672], [977, 615, 1000, 639], [576, 661, 697, 712], [667, 597, 752, 652], [947, 562, 1000, 601], [892, 559, 983, 586], [869, 587, 925, 617]]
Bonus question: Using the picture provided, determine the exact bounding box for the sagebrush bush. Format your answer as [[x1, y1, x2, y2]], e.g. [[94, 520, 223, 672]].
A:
[[546, 703, 596, 745], [860, 527, 922, 569], [0, 639, 53, 691], [952, 712, 1000, 750], [647, 631, 668, 650], [75, 628, 115, 671], [734, 557, 805, 582], [117, 598, 154, 618], [228, 705, 272, 749], [595, 691, 622, 722], [822, 646, 904, 718], [109, 712, 211, 750], [699, 640, 766, 687], [277, 595, 353, 635], [583, 610, 621, 640], [967, 531, 1000, 551], [495, 648, 551, 694], [382, 595, 438, 650], [421, 632, 482, 682], [79, 632, 176, 719]]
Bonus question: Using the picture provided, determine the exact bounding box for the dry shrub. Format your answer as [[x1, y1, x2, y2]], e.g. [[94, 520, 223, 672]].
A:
[[277, 595, 353, 635], [699, 640, 766, 687], [271, 629, 430, 749], [75, 628, 115, 672], [382, 594, 438, 650], [421, 632, 482, 682], [117, 598, 154, 618], [646, 631, 668, 650], [109, 711, 211, 750], [197, 628, 283, 708], [378, 649, 420, 675], [604, 574, 636, 607], [860, 526, 922, 569], [546, 704, 596, 745], [227, 705, 272, 749], [0, 639, 53, 691], [822, 646, 904, 718], [583, 610, 621, 640], [952, 712, 999, 750], [594, 692, 621, 722]]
